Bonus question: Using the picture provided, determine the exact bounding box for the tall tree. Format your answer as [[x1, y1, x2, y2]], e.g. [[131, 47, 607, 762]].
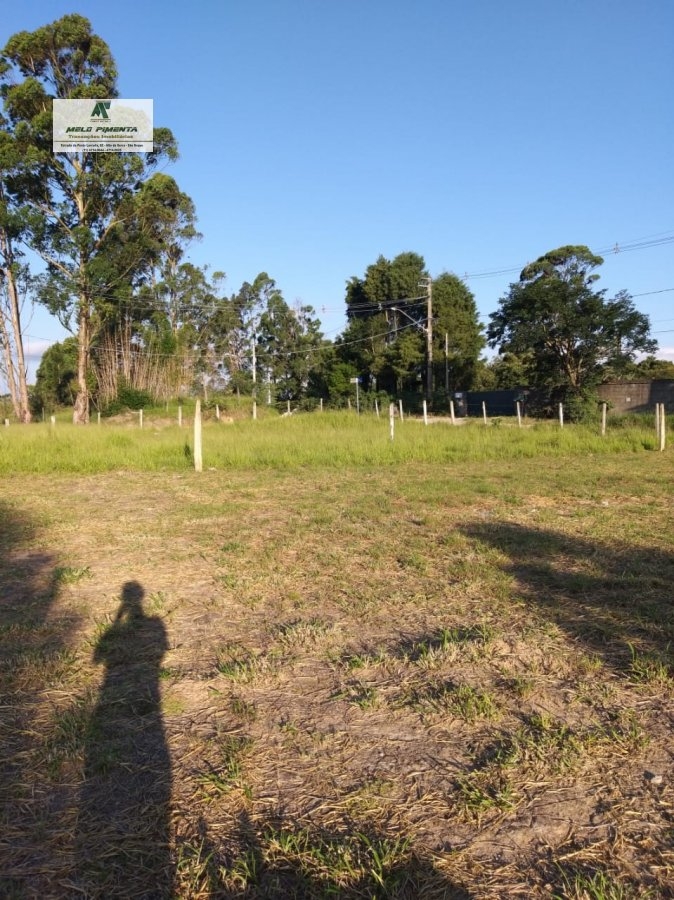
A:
[[90, 174, 206, 403], [0, 107, 33, 421], [210, 274, 276, 396], [257, 293, 323, 404], [1, 14, 177, 422], [341, 252, 428, 393], [431, 273, 484, 392], [488, 245, 656, 411]]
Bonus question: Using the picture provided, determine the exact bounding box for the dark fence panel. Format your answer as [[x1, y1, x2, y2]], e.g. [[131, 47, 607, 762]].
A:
[[462, 389, 531, 417]]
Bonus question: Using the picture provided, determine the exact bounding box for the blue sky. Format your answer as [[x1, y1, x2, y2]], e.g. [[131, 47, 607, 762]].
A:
[[4, 0, 674, 376]]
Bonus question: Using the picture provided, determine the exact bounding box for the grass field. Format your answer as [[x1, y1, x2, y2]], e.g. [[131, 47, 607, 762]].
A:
[[1, 415, 672, 898]]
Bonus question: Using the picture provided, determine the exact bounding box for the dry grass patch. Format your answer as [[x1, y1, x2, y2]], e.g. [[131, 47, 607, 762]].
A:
[[1, 452, 673, 897]]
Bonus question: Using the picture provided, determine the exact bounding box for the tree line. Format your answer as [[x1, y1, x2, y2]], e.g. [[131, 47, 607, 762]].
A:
[[1, 15, 668, 423]]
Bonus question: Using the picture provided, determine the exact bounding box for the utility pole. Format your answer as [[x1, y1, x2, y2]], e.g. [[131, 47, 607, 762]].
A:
[[421, 277, 433, 401]]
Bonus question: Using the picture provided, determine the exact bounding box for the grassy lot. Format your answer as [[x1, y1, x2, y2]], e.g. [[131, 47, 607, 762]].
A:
[[1, 417, 672, 898]]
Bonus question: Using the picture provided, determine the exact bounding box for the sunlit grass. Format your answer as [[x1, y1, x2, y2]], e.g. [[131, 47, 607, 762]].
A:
[[0, 411, 658, 474]]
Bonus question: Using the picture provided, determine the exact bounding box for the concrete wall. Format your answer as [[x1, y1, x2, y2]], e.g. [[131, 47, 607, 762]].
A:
[[596, 381, 674, 414]]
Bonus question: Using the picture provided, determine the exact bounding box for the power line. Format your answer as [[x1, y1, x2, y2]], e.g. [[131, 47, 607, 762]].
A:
[[463, 230, 674, 281], [632, 288, 674, 298]]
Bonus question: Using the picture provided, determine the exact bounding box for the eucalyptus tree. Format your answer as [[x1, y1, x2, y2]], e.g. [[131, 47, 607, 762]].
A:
[[256, 292, 323, 404], [1, 14, 177, 422], [90, 174, 205, 402], [0, 109, 33, 421]]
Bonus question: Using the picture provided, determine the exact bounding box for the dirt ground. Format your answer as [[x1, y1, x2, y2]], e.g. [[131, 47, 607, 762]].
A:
[[1, 455, 673, 898]]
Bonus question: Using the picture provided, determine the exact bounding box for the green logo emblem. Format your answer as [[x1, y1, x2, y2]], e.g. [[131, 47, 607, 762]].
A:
[[91, 102, 111, 119]]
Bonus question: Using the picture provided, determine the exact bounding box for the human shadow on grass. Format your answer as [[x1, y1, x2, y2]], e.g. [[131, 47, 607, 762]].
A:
[[182, 809, 472, 899], [0, 500, 62, 895], [75, 581, 172, 898], [460, 521, 674, 675]]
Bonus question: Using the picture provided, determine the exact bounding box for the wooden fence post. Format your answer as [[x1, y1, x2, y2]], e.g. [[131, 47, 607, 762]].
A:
[[450, 400, 455, 425], [655, 403, 660, 440], [601, 402, 607, 436], [516, 401, 522, 428], [389, 403, 395, 441], [423, 399, 428, 425], [178, 404, 182, 428], [139, 409, 143, 429], [398, 399, 404, 421], [659, 403, 666, 452], [559, 403, 564, 428], [374, 399, 379, 418], [482, 401, 487, 425], [194, 399, 203, 472]]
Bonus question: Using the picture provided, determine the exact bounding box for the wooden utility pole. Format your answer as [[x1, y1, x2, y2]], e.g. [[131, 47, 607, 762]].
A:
[[445, 332, 449, 395], [425, 277, 433, 401]]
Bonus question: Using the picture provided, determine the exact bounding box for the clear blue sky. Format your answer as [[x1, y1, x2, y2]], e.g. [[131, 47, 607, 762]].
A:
[[4, 0, 674, 375]]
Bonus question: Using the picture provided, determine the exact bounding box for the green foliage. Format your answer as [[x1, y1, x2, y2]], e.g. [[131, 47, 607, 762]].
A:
[[1, 14, 179, 422], [31, 337, 79, 413], [483, 351, 533, 389], [340, 253, 484, 401], [432, 272, 485, 391], [621, 355, 674, 381], [101, 381, 154, 416], [488, 246, 657, 414]]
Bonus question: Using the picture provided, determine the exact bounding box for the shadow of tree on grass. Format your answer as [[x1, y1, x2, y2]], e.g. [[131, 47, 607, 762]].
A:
[[460, 520, 674, 675], [178, 809, 471, 899]]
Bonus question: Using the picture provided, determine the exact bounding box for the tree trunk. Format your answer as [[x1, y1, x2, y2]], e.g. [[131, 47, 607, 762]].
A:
[[0, 228, 32, 422], [73, 294, 90, 424], [0, 302, 21, 416]]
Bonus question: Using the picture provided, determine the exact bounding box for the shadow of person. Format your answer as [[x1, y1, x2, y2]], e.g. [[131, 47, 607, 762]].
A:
[[76, 581, 172, 898]]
